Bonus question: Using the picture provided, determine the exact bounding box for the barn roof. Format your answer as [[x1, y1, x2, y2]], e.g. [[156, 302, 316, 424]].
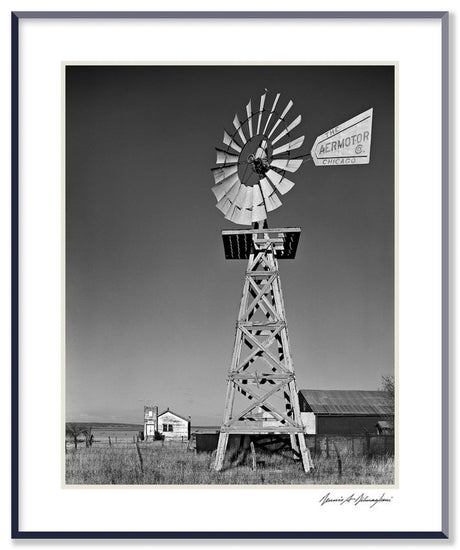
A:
[[158, 409, 190, 423], [299, 389, 393, 416]]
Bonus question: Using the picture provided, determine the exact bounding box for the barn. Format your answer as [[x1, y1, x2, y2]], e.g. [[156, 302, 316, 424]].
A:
[[157, 408, 191, 441], [299, 389, 394, 435]]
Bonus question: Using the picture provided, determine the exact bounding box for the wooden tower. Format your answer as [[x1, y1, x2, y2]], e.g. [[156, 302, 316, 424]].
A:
[[210, 91, 314, 472], [213, 227, 313, 472]]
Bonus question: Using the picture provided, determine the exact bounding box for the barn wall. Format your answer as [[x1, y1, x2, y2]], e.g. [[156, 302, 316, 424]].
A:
[[317, 415, 390, 435], [158, 412, 189, 440], [305, 434, 394, 458]]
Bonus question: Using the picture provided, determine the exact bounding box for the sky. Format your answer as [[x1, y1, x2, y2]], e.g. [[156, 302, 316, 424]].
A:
[[66, 65, 394, 426]]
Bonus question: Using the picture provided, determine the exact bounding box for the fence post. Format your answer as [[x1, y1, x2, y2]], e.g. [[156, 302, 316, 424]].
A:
[[250, 441, 257, 471], [135, 442, 144, 473], [332, 440, 342, 478]]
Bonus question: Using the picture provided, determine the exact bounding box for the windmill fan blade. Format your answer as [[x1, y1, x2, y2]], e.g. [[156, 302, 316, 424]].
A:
[[224, 204, 239, 222], [252, 184, 267, 222], [267, 99, 293, 139], [271, 115, 302, 145], [241, 185, 253, 208], [225, 203, 252, 225], [216, 182, 241, 215], [212, 164, 238, 184], [272, 136, 305, 156], [280, 99, 294, 119], [252, 204, 267, 223], [215, 148, 239, 165], [253, 184, 263, 206], [262, 93, 280, 135], [259, 177, 282, 212], [225, 186, 253, 225], [246, 100, 253, 138], [233, 185, 249, 208], [216, 195, 233, 216], [233, 114, 247, 145], [265, 193, 282, 212], [226, 190, 253, 226], [235, 208, 253, 225], [256, 91, 266, 135], [265, 169, 295, 195], [224, 180, 241, 203], [223, 130, 242, 153], [211, 172, 240, 201], [270, 158, 303, 173]]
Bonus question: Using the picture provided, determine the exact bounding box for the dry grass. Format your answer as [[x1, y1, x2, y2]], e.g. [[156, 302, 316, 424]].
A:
[[65, 440, 394, 485]]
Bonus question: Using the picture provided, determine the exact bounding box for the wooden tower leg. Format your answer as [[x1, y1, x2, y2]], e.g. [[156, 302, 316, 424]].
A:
[[290, 434, 300, 457], [214, 432, 229, 471], [298, 434, 314, 473]]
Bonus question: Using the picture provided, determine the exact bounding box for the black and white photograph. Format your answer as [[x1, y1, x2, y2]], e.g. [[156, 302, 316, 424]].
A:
[[65, 64, 395, 486]]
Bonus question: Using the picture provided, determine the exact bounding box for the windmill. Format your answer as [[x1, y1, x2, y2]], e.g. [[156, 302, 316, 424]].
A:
[[210, 91, 314, 472]]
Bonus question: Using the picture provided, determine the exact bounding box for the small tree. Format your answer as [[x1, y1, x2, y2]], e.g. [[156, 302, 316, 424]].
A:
[[83, 427, 94, 447], [380, 375, 395, 417], [66, 424, 84, 450], [380, 375, 395, 399]]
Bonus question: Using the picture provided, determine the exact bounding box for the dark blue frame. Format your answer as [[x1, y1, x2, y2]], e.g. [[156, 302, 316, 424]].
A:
[[11, 10, 449, 540]]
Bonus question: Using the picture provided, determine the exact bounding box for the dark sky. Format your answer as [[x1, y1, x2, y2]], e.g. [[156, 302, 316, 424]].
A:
[[66, 65, 394, 425]]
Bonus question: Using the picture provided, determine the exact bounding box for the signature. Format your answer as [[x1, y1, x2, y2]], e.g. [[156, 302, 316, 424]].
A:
[[319, 492, 393, 508]]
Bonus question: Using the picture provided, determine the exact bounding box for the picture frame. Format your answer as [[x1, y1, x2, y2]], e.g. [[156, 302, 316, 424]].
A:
[[11, 11, 449, 539]]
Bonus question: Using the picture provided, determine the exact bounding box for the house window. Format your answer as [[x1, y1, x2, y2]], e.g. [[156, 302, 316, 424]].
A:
[[168, 424, 173, 432], [162, 424, 173, 432], [148, 410, 152, 417]]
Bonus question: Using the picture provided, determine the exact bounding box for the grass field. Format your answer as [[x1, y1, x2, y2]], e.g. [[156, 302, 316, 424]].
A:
[[65, 439, 394, 485]]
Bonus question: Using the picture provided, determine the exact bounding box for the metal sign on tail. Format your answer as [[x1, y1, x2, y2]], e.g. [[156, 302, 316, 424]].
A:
[[311, 108, 373, 166]]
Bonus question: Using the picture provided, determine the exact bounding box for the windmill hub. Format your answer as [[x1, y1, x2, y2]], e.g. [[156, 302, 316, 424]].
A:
[[248, 154, 270, 176]]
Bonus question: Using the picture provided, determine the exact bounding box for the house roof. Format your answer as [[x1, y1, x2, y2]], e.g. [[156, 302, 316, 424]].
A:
[[299, 389, 394, 416], [157, 409, 190, 423]]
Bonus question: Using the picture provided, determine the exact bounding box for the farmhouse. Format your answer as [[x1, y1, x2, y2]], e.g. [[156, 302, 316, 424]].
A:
[[158, 408, 191, 441], [299, 389, 394, 435]]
